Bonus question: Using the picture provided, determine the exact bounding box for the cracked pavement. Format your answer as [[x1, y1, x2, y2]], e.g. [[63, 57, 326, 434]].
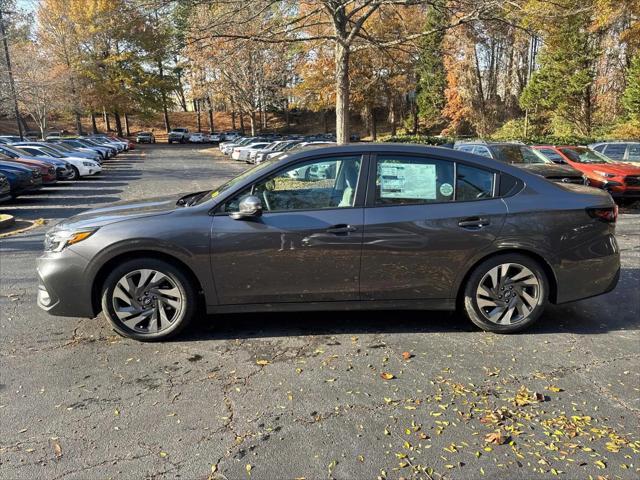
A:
[[0, 145, 639, 479]]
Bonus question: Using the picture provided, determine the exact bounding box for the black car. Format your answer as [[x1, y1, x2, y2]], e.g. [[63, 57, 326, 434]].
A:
[[37, 144, 619, 341], [0, 161, 42, 198], [0, 172, 11, 202], [454, 142, 586, 184]]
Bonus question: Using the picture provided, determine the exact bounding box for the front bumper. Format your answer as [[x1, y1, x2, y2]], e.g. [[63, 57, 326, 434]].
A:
[[37, 249, 96, 317]]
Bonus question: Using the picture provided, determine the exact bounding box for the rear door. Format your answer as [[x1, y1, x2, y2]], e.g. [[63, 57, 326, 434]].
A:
[[360, 154, 507, 300]]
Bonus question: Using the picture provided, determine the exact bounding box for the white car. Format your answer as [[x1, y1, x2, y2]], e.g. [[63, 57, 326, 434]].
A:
[[12, 145, 102, 179], [189, 133, 207, 143], [231, 142, 271, 161]]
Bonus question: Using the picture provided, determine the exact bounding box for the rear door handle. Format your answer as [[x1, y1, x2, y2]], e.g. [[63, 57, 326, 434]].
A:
[[458, 217, 490, 229], [326, 224, 357, 234]]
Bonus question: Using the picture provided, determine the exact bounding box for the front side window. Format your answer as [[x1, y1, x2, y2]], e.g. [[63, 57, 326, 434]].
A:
[[472, 146, 492, 158], [559, 148, 611, 164], [375, 156, 454, 205], [628, 144, 640, 162], [225, 156, 362, 213]]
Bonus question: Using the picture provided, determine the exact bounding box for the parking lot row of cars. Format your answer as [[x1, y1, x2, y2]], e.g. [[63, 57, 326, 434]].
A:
[[217, 136, 640, 202], [0, 134, 133, 203]]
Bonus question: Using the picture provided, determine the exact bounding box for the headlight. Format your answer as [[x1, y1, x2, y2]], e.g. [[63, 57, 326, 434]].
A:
[[594, 170, 615, 178], [44, 228, 98, 252], [83, 161, 94, 167]]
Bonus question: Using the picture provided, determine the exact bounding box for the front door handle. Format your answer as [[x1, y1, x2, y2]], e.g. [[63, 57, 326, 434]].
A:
[[458, 217, 490, 229], [326, 224, 357, 234]]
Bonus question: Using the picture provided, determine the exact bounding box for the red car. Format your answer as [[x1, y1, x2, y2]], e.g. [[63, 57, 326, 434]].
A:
[[108, 134, 135, 150], [534, 146, 640, 201], [0, 152, 57, 185]]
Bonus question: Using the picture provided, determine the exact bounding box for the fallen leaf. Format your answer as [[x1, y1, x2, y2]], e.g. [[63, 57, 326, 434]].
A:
[[50, 439, 62, 459], [484, 431, 506, 445], [546, 385, 563, 392], [380, 372, 395, 380], [402, 352, 413, 360], [594, 460, 606, 469], [246, 463, 252, 475], [159, 451, 168, 458], [256, 360, 270, 366]]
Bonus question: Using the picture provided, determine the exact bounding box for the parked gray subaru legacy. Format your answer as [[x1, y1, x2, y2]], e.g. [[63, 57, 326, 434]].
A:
[[37, 144, 620, 341]]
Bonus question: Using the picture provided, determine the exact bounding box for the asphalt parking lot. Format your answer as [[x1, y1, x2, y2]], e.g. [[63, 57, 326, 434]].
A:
[[1, 145, 639, 480]]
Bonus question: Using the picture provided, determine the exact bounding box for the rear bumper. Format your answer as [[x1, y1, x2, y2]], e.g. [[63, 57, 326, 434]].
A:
[[553, 234, 620, 304]]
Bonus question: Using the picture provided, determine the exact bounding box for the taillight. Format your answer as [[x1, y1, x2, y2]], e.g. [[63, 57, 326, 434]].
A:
[[587, 206, 618, 223]]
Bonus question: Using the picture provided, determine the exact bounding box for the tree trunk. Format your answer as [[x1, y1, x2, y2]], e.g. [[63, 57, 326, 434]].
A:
[[74, 112, 83, 136], [103, 108, 111, 131], [90, 112, 98, 134], [207, 96, 214, 133], [334, 42, 350, 144], [323, 109, 329, 133], [231, 110, 237, 130], [113, 112, 123, 137], [157, 60, 171, 133], [389, 95, 397, 137], [124, 113, 130, 136], [372, 108, 377, 141], [195, 99, 202, 132], [239, 113, 245, 134], [250, 111, 257, 136]]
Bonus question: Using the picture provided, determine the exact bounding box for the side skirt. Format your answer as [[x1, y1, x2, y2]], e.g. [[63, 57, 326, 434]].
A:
[[206, 299, 455, 315]]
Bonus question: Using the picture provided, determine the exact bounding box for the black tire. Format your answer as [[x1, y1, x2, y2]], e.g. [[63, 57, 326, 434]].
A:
[[68, 166, 79, 180], [462, 253, 548, 333], [168, 140, 173, 144], [101, 258, 197, 341]]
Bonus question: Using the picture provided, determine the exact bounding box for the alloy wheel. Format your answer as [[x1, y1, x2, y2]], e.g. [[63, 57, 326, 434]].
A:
[[475, 263, 540, 325], [111, 269, 184, 334]]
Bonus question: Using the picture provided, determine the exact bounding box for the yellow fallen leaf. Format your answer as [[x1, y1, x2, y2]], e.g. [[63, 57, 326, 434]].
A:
[[159, 451, 167, 458], [256, 360, 270, 366], [380, 372, 395, 380], [594, 460, 606, 469], [546, 385, 563, 392], [246, 463, 252, 475]]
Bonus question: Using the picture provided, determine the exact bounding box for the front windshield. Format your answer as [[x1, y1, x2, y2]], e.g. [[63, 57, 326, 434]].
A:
[[192, 158, 278, 206], [492, 145, 551, 164], [51, 143, 74, 152], [82, 139, 102, 146], [0, 145, 21, 157], [560, 147, 612, 164]]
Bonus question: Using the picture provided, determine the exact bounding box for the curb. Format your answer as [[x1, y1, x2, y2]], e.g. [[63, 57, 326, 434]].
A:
[[0, 213, 15, 231], [0, 218, 46, 238]]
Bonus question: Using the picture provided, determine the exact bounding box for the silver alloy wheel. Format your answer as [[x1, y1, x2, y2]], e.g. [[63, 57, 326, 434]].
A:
[[111, 269, 183, 334], [476, 263, 540, 325]]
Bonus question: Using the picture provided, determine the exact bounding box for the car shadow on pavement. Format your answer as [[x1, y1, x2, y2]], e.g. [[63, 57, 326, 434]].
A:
[[180, 267, 640, 341]]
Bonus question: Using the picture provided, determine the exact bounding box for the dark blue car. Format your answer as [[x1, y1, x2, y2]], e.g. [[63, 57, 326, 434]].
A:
[[0, 160, 42, 199]]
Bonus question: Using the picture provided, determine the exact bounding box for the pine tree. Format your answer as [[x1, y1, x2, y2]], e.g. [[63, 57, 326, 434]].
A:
[[622, 55, 640, 121], [415, 1, 447, 129]]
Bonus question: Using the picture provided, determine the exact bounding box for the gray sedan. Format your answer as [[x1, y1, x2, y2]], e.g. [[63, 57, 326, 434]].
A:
[[37, 144, 620, 341]]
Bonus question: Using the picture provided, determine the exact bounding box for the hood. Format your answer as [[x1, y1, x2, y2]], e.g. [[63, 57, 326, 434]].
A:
[[587, 163, 640, 176], [519, 163, 583, 178], [53, 194, 186, 231], [11, 158, 55, 169], [0, 160, 34, 173]]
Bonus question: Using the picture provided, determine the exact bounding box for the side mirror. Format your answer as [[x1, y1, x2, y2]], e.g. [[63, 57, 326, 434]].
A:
[[230, 195, 263, 220]]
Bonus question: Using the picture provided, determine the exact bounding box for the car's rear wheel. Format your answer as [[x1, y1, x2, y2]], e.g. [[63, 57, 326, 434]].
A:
[[463, 254, 547, 333], [101, 258, 197, 341]]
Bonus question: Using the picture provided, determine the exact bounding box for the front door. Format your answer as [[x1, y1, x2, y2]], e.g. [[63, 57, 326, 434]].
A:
[[360, 154, 507, 300], [210, 154, 366, 305]]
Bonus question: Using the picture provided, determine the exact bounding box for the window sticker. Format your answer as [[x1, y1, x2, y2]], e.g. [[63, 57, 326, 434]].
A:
[[380, 162, 437, 199], [439, 182, 453, 197]]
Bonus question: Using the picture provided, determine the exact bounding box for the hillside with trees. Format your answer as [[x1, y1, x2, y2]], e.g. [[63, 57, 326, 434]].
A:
[[0, 0, 638, 143]]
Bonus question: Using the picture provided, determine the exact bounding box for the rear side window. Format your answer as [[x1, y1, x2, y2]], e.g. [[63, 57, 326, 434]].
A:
[[456, 164, 495, 201], [375, 156, 454, 205], [592, 144, 605, 153], [472, 146, 492, 158], [603, 144, 627, 160]]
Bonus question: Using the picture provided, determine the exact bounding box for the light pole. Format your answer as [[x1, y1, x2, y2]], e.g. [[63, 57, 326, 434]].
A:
[[0, 8, 23, 140]]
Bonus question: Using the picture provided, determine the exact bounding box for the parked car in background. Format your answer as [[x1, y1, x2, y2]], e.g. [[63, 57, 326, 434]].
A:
[[232, 142, 271, 162], [589, 142, 640, 164], [0, 135, 23, 144], [60, 138, 113, 159], [454, 141, 586, 185], [209, 132, 222, 143], [45, 131, 62, 140], [221, 131, 241, 141], [89, 135, 127, 152], [37, 144, 620, 341], [0, 144, 73, 180], [221, 137, 269, 155], [168, 128, 190, 144], [136, 132, 156, 144], [535, 145, 640, 202], [44, 141, 102, 163], [0, 159, 42, 197], [0, 152, 57, 185], [0, 173, 11, 203], [189, 132, 208, 143], [13, 145, 101, 180]]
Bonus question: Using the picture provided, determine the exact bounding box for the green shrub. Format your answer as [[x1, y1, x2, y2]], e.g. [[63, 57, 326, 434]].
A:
[[379, 134, 455, 145]]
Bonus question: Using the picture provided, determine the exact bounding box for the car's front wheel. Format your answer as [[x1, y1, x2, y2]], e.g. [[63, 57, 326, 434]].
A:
[[68, 166, 79, 180], [463, 254, 548, 333], [101, 258, 197, 341]]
